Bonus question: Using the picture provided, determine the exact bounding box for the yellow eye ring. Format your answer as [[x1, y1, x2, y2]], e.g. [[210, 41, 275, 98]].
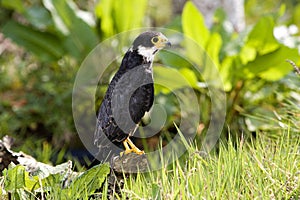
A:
[[151, 37, 159, 43]]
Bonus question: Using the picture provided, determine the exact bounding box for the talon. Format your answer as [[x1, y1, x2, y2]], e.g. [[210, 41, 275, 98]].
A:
[[121, 138, 144, 155]]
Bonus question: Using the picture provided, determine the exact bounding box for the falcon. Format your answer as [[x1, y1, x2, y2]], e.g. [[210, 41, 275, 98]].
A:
[[94, 31, 170, 160]]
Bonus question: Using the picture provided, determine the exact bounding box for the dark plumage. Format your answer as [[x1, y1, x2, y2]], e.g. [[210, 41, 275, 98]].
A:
[[94, 31, 170, 161]]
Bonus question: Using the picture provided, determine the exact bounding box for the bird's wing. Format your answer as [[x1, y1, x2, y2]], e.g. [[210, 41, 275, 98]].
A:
[[111, 64, 154, 128], [129, 83, 154, 124]]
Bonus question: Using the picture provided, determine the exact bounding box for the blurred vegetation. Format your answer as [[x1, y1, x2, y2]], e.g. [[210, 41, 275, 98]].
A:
[[0, 0, 299, 163]]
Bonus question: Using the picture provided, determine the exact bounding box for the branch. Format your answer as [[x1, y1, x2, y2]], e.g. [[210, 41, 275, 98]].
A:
[[112, 153, 149, 173], [286, 59, 300, 76]]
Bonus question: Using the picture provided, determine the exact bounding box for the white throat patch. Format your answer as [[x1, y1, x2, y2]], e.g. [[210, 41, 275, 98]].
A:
[[137, 45, 158, 62]]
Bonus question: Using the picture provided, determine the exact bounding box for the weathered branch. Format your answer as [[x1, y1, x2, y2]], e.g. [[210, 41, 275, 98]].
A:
[[112, 153, 149, 173]]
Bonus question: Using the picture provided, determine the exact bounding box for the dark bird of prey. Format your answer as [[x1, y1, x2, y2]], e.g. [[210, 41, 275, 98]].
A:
[[94, 31, 170, 161]]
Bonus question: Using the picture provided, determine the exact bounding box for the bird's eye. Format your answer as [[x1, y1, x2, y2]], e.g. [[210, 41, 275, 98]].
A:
[[151, 37, 159, 44]]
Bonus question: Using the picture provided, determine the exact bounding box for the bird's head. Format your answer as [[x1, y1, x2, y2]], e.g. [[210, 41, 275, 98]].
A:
[[132, 31, 171, 62]]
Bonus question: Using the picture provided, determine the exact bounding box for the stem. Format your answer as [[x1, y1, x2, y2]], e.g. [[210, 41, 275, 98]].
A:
[[226, 80, 245, 127]]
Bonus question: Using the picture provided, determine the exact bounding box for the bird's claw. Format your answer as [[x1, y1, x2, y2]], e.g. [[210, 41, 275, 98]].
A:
[[121, 138, 145, 156], [120, 149, 144, 156]]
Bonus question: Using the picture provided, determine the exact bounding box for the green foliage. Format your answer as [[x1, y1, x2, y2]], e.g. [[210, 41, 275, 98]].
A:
[[154, 66, 198, 93], [43, 0, 98, 59], [2, 163, 110, 199], [177, 2, 300, 136], [0, 55, 77, 147], [181, 2, 299, 87], [0, 0, 151, 145], [66, 164, 109, 199], [0, 0, 100, 146], [182, 1, 210, 48], [4, 165, 25, 192], [2, 0, 98, 62], [246, 16, 279, 55], [95, 0, 148, 39], [2, 21, 64, 61], [244, 46, 297, 80]]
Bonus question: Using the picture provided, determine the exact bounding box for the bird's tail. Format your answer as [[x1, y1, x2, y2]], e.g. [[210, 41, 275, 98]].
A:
[[92, 126, 120, 166]]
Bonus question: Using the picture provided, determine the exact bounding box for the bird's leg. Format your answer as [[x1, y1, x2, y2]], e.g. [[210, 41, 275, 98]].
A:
[[123, 139, 132, 152], [121, 137, 144, 155], [126, 137, 144, 154]]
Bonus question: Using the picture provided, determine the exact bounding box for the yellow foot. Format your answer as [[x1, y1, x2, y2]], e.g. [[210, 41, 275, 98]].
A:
[[120, 138, 144, 156]]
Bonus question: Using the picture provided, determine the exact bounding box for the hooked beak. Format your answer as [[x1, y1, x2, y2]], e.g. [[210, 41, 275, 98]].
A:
[[165, 41, 172, 47], [155, 34, 171, 49]]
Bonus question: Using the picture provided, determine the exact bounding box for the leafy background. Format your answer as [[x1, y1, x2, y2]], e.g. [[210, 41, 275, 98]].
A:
[[0, 0, 299, 163]]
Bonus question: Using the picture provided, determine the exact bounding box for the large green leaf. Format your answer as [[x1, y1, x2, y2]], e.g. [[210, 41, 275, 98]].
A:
[[154, 66, 197, 94], [159, 50, 192, 69], [64, 163, 110, 198], [203, 33, 222, 81], [206, 33, 222, 68], [243, 45, 299, 81], [182, 2, 210, 67], [63, 19, 98, 59], [239, 44, 257, 65], [4, 165, 26, 192], [113, 0, 147, 33], [95, 0, 147, 39], [246, 16, 279, 55], [2, 21, 65, 61], [220, 56, 235, 91], [95, 0, 114, 38], [1, 0, 25, 13], [43, 0, 98, 59], [182, 1, 209, 48], [24, 171, 40, 191]]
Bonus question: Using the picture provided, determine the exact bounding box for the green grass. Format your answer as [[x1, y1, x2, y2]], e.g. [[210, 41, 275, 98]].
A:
[[113, 132, 300, 199], [1, 130, 300, 199]]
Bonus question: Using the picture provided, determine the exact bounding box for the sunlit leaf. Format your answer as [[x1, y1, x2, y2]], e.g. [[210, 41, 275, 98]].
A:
[[24, 172, 40, 191], [239, 45, 256, 65], [179, 68, 198, 88], [4, 165, 26, 192], [182, 2, 211, 67], [95, 0, 147, 40], [293, 5, 300, 27], [1, 0, 25, 13], [206, 33, 222, 68], [154, 66, 196, 92], [182, 1, 209, 48], [243, 45, 299, 80], [113, 0, 147, 33], [259, 61, 299, 81], [159, 50, 192, 69], [65, 163, 110, 198], [203, 33, 222, 80], [95, 0, 114, 38], [220, 56, 235, 91], [278, 4, 286, 18], [246, 16, 279, 55]]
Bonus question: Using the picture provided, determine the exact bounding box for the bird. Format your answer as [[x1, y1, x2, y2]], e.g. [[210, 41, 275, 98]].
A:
[[94, 31, 171, 162]]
